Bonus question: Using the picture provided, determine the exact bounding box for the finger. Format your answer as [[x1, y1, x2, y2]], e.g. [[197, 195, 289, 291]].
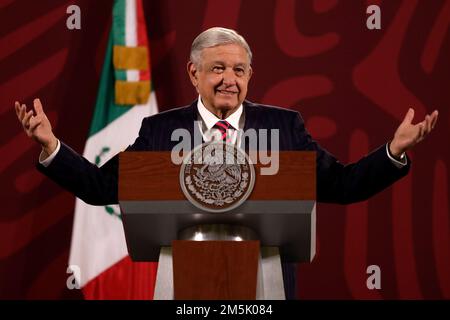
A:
[[424, 115, 431, 134], [430, 110, 438, 129], [29, 116, 42, 132], [419, 122, 427, 140], [33, 98, 44, 115], [416, 122, 424, 142], [22, 110, 33, 128], [14, 101, 21, 117], [403, 108, 415, 124], [21, 110, 33, 128], [19, 104, 26, 121]]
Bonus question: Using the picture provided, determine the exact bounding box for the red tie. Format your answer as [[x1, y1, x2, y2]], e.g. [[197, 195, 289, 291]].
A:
[[212, 120, 231, 142]]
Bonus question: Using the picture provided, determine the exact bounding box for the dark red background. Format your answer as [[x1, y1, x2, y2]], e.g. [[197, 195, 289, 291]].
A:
[[0, 0, 449, 299]]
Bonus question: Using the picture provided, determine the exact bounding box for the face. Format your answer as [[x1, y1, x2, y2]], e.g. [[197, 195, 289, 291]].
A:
[[187, 44, 252, 117]]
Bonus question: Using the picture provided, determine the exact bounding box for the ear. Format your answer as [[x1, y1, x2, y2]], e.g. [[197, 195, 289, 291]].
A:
[[248, 66, 253, 80], [187, 61, 199, 87]]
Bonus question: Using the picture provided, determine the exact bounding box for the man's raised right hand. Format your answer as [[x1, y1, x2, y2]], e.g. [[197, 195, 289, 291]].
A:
[[15, 98, 58, 158]]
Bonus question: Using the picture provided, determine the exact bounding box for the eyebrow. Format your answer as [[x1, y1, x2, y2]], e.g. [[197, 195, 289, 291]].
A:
[[210, 61, 248, 67]]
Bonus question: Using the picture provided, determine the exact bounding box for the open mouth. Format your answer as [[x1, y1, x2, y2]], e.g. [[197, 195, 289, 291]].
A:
[[216, 89, 238, 96]]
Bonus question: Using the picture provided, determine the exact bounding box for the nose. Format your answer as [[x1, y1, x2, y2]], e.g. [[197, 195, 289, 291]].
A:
[[222, 68, 237, 86]]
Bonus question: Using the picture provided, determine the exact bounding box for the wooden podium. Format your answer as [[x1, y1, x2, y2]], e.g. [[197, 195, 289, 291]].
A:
[[118, 151, 316, 299]]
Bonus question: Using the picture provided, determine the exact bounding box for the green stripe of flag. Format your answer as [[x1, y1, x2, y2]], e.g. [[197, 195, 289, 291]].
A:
[[112, 0, 126, 46], [88, 30, 130, 137], [113, 0, 127, 81]]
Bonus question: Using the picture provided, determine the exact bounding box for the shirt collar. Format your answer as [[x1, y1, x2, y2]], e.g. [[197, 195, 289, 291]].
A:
[[197, 96, 243, 130]]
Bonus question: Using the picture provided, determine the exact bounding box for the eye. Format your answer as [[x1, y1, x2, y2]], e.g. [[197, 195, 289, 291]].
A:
[[234, 67, 245, 76], [212, 66, 224, 73]]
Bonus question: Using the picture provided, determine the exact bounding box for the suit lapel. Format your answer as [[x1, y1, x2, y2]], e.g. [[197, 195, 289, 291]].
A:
[[179, 100, 202, 149], [243, 100, 262, 131]]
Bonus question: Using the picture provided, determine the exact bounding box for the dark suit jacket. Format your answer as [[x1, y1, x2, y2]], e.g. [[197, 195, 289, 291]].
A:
[[38, 100, 410, 205]]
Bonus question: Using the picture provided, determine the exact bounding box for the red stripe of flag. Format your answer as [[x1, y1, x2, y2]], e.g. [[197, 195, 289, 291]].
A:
[[136, 0, 150, 82]]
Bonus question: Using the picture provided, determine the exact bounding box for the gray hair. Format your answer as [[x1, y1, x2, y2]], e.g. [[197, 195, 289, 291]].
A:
[[190, 27, 253, 67]]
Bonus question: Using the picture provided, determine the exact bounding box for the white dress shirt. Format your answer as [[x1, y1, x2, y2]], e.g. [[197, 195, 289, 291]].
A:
[[196, 96, 244, 145], [39, 139, 61, 167]]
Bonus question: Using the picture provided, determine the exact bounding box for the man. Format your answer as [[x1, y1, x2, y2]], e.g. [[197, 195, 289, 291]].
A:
[[15, 27, 438, 297]]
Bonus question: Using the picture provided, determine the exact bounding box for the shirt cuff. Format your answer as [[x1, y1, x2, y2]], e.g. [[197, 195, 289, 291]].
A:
[[386, 142, 407, 168], [39, 139, 61, 167]]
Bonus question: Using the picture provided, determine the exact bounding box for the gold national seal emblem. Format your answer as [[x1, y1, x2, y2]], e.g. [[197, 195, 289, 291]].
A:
[[180, 142, 255, 213]]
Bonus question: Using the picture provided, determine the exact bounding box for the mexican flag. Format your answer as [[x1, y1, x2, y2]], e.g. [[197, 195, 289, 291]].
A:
[[68, 0, 158, 299]]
